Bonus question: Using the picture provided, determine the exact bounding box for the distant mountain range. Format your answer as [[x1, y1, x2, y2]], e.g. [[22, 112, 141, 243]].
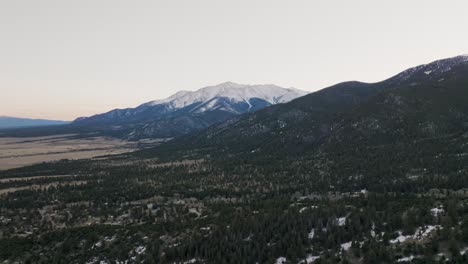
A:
[[0, 116, 69, 130], [4, 54, 467, 154], [72, 82, 308, 139], [159, 55, 468, 160]]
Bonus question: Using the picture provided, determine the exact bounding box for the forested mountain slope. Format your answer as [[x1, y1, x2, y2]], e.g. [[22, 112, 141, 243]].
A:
[[169, 55, 468, 157]]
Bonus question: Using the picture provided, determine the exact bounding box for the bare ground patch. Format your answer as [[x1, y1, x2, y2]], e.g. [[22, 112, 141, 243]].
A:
[[0, 180, 87, 195], [0, 174, 73, 183]]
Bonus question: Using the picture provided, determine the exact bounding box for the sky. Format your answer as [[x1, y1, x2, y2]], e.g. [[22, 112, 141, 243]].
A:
[[1, 0, 467, 120]]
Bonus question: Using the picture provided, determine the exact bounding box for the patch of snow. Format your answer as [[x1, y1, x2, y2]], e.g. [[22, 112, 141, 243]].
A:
[[461, 247, 468, 255], [135, 245, 146, 255], [390, 225, 441, 244], [276, 257, 287, 264], [180, 259, 198, 264], [104, 236, 116, 242], [424, 70, 432, 75], [337, 217, 347, 226], [341, 241, 352, 251], [413, 225, 441, 240], [192, 98, 220, 113], [301, 255, 320, 263], [244, 98, 253, 110], [390, 232, 410, 244], [188, 208, 201, 217], [85, 257, 99, 264], [437, 252, 448, 259], [299, 206, 318, 213], [431, 207, 444, 217], [397, 255, 416, 262], [93, 241, 102, 248], [168, 242, 180, 248], [308, 229, 315, 239]]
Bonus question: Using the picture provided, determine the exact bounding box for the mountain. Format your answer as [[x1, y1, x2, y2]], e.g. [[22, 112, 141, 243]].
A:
[[4, 55, 468, 264], [0, 116, 69, 130], [160, 55, 468, 158], [72, 82, 308, 139]]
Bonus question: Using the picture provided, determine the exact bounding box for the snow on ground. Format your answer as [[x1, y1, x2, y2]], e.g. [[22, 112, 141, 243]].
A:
[[93, 241, 103, 248], [308, 229, 315, 239], [146, 82, 307, 109], [188, 208, 202, 217], [302, 255, 320, 263], [341, 241, 352, 251], [390, 225, 441, 244], [182, 259, 198, 264], [135, 245, 146, 255], [85, 258, 113, 264], [276, 257, 287, 264], [397, 255, 416, 262], [104, 236, 116, 242], [413, 225, 441, 240], [370, 223, 376, 238], [337, 217, 347, 226], [85, 257, 99, 264], [437, 252, 449, 260], [171, 259, 199, 264], [461, 247, 468, 255], [299, 206, 318, 213], [390, 232, 410, 244], [431, 207, 444, 216]]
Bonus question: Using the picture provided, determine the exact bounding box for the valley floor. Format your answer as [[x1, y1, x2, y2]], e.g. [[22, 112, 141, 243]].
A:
[[0, 135, 153, 170]]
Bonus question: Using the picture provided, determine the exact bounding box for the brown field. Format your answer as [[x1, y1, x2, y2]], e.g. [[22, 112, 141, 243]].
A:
[[0, 135, 140, 170]]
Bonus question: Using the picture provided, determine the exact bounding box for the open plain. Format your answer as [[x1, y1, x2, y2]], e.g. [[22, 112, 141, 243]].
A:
[[0, 134, 139, 170]]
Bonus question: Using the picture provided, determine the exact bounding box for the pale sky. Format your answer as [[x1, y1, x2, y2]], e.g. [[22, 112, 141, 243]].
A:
[[1, 0, 467, 120]]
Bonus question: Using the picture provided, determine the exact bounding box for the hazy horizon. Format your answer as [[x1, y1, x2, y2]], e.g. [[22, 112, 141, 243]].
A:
[[2, 0, 468, 120]]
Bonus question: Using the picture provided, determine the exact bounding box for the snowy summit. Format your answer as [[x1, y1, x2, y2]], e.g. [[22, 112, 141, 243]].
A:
[[143, 82, 308, 113], [72, 82, 308, 139]]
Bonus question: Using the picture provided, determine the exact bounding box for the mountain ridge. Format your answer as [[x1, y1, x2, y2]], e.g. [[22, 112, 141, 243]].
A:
[[71, 82, 308, 139], [155, 54, 468, 156]]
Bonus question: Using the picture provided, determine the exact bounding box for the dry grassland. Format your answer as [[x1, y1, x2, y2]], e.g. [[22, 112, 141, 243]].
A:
[[0, 134, 138, 170]]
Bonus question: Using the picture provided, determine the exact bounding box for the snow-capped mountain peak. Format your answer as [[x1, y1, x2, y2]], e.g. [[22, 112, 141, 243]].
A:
[[143, 82, 308, 112], [72, 82, 308, 138]]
